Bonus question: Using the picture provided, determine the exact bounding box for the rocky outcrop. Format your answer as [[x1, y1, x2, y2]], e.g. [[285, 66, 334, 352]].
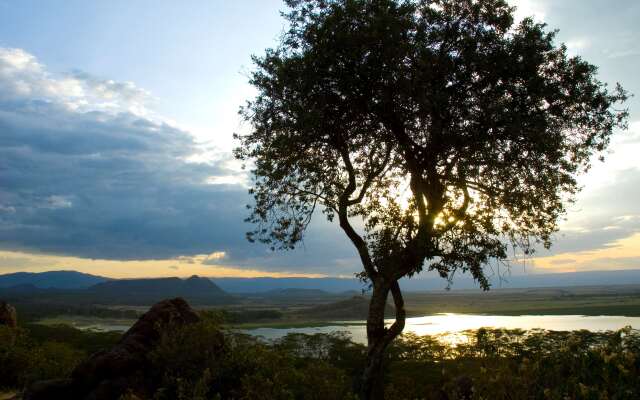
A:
[[24, 297, 205, 400], [0, 301, 17, 328]]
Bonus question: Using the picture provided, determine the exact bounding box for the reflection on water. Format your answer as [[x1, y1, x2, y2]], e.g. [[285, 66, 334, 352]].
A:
[[244, 314, 640, 345], [79, 324, 132, 332], [71, 322, 132, 332]]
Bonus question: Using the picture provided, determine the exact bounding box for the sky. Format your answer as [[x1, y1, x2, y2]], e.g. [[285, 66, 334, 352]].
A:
[[0, 0, 639, 283]]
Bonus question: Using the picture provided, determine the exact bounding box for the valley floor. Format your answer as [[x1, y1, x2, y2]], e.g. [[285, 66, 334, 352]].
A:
[[28, 284, 640, 332]]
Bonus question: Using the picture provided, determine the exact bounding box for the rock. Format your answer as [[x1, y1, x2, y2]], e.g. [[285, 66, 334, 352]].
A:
[[24, 298, 204, 400], [0, 301, 17, 328]]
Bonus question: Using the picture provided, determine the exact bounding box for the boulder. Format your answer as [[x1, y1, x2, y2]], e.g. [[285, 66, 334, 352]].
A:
[[0, 301, 17, 328], [24, 297, 204, 400]]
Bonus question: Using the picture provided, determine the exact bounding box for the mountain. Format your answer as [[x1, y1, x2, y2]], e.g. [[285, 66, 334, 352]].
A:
[[88, 275, 231, 305], [0, 271, 108, 289], [214, 277, 365, 293], [214, 269, 640, 293], [241, 287, 358, 302], [3, 269, 640, 301], [260, 288, 331, 297]]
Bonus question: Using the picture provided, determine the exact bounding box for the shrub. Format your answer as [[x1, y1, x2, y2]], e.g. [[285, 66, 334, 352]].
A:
[[0, 326, 85, 390]]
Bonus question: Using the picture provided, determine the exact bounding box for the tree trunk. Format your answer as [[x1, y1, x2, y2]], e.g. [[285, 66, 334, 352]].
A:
[[360, 279, 406, 400]]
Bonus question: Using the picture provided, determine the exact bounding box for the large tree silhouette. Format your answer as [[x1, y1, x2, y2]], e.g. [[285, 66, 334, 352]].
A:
[[234, 0, 628, 398]]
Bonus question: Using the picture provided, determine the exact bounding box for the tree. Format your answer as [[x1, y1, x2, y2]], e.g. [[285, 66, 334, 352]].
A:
[[234, 0, 629, 398]]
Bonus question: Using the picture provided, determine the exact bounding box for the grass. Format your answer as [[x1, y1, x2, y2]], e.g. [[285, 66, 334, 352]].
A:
[[402, 285, 640, 317]]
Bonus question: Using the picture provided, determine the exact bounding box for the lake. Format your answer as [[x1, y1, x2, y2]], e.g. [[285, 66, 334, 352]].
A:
[[60, 313, 640, 345], [36, 316, 134, 333], [244, 313, 640, 345]]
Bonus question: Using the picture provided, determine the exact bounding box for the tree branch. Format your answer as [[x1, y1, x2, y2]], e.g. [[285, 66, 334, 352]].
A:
[[337, 144, 378, 279], [384, 280, 406, 346], [282, 181, 337, 213], [347, 144, 392, 206]]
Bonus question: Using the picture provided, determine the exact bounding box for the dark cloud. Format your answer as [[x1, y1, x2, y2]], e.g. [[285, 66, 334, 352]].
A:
[[0, 48, 359, 273], [0, 49, 254, 260]]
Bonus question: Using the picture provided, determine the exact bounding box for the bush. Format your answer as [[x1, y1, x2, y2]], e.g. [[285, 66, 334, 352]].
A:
[[0, 326, 85, 390], [384, 327, 640, 400], [151, 323, 357, 400], [2, 321, 639, 399]]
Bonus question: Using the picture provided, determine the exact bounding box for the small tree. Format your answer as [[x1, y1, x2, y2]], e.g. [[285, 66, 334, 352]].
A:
[[234, 0, 628, 398]]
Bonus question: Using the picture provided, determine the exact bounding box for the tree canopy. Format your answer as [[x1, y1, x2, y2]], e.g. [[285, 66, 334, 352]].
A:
[[236, 0, 628, 287], [235, 0, 628, 397]]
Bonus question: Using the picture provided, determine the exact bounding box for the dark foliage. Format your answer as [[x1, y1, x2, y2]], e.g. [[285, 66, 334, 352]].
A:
[[236, 0, 628, 285], [2, 322, 639, 399]]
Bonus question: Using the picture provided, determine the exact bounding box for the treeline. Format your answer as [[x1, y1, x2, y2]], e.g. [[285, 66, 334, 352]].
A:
[[11, 301, 140, 323], [210, 309, 284, 324], [1, 320, 638, 399]]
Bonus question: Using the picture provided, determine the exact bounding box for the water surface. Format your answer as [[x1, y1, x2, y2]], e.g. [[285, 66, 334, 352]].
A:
[[245, 313, 640, 344]]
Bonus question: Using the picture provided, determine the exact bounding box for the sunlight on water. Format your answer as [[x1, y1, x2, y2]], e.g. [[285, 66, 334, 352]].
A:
[[399, 314, 640, 345], [245, 314, 640, 345]]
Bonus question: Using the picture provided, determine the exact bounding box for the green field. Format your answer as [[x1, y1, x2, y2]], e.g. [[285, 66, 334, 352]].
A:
[[402, 285, 640, 317]]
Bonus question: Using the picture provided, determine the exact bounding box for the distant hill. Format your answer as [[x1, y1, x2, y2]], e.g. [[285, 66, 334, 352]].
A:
[[262, 288, 331, 298], [214, 269, 640, 293], [298, 296, 395, 320], [0, 271, 108, 289], [240, 287, 360, 302], [5, 269, 639, 294], [214, 277, 366, 293], [88, 275, 232, 305]]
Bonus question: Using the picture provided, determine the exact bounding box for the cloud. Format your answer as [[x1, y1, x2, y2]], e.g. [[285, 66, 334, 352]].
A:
[[532, 233, 640, 273], [0, 253, 52, 270], [565, 38, 591, 55], [541, 168, 640, 256], [206, 251, 226, 261], [0, 47, 359, 275], [0, 48, 251, 260], [508, 0, 547, 22], [0, 48, 151, 115], [2, 0, 640, 282], [43, 195, 73, 210], [549, 258, 577, 266], [605, 49, 640, 59], [0, 49, 362, 274]]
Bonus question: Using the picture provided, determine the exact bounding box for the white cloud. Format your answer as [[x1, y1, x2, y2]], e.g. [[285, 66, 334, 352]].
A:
[[575, 120, 640, 192], [205, 175, 245, 186], [0, 205, 16, 213], [44, 195, 73, 209], [0, 47, 152, 116], [207, 251, 226, 261], [605, 48, 640, 59], [0, 48, 252, 261], [509, 0, 547, 22], [565, 38, 591, 55]]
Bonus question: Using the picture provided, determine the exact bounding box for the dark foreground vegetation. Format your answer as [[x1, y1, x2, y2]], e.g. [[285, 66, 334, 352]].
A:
[[1, 316, 638, 399]]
